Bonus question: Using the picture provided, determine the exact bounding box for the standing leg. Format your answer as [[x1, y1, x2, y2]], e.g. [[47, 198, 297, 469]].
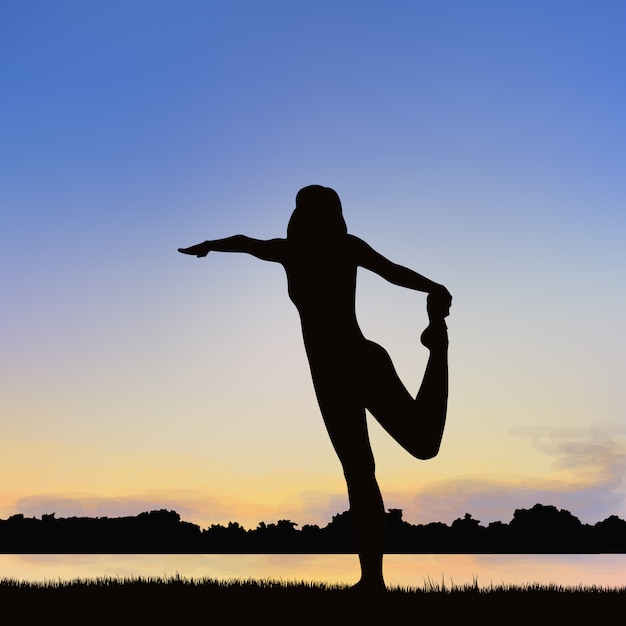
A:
[[345, 445, 386, 591], [317, 400, 387, 591]]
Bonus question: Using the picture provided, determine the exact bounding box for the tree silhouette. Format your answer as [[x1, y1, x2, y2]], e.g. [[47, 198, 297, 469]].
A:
[[1, 504, 625, 553]]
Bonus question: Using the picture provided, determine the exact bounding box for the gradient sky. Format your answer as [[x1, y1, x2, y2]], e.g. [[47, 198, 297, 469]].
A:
[[2, 1, 625, 531]]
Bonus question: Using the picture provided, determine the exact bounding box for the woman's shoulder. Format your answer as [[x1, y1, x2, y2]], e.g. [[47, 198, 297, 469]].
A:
[[346, 233, 375, 258]]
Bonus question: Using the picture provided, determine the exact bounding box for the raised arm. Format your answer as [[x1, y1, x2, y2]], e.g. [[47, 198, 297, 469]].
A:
[[351, 235, 451, 312], [178, 235, 287, 263]]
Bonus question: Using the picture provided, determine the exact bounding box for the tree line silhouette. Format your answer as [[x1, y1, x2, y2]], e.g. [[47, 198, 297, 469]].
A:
[[1, 504, 624, 553]]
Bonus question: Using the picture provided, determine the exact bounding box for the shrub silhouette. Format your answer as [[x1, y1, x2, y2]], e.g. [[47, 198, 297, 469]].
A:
[[508, 504, 584, 552]]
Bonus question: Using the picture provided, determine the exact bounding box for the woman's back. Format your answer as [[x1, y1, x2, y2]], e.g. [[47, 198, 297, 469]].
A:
[[283, 236, 364, 347]]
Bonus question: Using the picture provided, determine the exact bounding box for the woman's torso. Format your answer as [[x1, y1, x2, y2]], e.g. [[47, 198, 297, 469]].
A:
[[283, 237, 366, 355]]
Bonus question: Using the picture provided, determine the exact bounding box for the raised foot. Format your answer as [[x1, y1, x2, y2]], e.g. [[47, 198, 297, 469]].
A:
[[421, 320, 448, 350], [427, 290, 451, 321]]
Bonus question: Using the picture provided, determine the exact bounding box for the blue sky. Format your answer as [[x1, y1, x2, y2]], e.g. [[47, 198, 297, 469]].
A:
[[1, 1, 625, 529]]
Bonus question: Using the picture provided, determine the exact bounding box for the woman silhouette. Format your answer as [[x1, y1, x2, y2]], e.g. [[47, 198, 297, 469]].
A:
[[179, 185, 451, 591]]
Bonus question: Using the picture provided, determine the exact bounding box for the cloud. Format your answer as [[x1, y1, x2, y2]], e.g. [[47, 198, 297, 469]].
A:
[[7, 422, 625, 528], [8, 488, 348, 530], [11, 490, 255, 527], [398, 421, 626, 525], [511, 421, 626, 489]]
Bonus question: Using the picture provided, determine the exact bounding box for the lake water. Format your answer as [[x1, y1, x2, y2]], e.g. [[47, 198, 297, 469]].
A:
[[1, 554, 625, 589]]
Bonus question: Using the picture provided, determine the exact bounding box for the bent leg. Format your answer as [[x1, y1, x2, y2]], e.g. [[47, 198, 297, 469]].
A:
[[364, 322, 448, 460]]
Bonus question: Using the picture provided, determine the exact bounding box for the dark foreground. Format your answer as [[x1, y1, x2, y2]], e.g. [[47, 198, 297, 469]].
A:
[[1, 576, 624, 624]]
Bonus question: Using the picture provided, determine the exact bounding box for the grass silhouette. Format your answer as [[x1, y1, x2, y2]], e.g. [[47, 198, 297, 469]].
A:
[[1, 575, 624, 623]]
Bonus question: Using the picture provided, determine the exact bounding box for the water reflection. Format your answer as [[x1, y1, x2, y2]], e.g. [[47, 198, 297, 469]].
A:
[[1, 554, 625, 589]]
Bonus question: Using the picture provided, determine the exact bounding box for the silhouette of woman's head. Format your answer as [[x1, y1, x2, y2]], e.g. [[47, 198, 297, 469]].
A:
[[287, 185, 347, 241]]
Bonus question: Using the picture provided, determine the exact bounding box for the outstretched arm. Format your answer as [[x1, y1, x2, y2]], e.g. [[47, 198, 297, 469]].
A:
[[352, 235, 451, 313], [178, 235, 286, 263]]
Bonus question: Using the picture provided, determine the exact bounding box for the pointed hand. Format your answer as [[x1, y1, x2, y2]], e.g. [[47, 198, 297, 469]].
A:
[[178, 242, 211, 257]]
